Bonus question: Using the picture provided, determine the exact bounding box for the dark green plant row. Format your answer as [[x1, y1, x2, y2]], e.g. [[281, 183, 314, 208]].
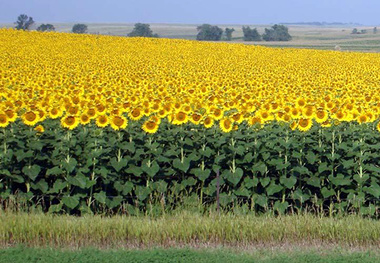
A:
[[1, 119, 380, 216]]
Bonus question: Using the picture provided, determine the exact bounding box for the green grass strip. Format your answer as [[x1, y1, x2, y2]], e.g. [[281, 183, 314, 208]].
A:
[[0, 247, 379, 263], [2, 211, 380, 248]]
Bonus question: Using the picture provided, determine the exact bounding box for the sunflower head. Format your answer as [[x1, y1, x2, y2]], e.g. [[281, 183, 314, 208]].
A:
[[61, 115, 79, 130], [96, 114, 109, 128], [110, 115, 128, 130], [298, 118, 313, 132], [220, 117, 233, 133], [0, 113, 10, 128], [22, 111, 39, 126], [142, 120, 159, 134], [34, 125, 45, 133], [203, 116, 214, 128]]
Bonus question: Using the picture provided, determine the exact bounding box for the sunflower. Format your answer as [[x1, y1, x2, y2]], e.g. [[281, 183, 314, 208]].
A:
[[110, 115, 128, 130], [34, 125, 45, 133], [211, 108, 223, 120], [334, 111, 346, 122], [296, 98, 306, 108], [61, 115, 79, 130], [357, 114, 368, 124], [203, 116, 214, 128], [0, 113, 9, 128], [232, 113, 244, 124], [96, 114, 109, 128], [298, 118, 313, 132], [377, 122, 380, 132], [86, 108, 97, 119], [173, 111, 188, 125], [190, 113, 202, 125], [49, 107, 63, 119], [4, 109, 17, 122], [249, 116, 262, 126], [219, 117, 233, 133], [290, 121, 298, 130], [79, 113, 91, 125], [129, 108, 143, 121], [22, 111, 39, 126], [142, 120, 159, 134], [315, 110, 328, 123]]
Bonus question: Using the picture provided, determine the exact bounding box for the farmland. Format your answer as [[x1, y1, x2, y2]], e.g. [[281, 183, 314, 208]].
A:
[[2, 28, 380, 260]]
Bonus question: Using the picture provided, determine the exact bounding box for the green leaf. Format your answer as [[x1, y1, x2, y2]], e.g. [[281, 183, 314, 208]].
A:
[[364, 183, 380, 198], [321, 187, 335, 198], [50, 180, 67, 193], [306, 177, 321, 188], [67, 174, 87, 189], [62, 196, 79, 209], [266, 182, 283, 196], [135, 186, 151, 201], [280, 175, 297, 189], [328, 173, 351, 186], [125, 165, 143, 177], [94, 191, 107, 204], [110, 157, 128, 173], [31, 179, 48, 193], [142, 161, 160, 177], [22, 165, 41, 181], [153, 180, 168, 193], [255, 194, 268, 208], [224, 168, 244, 186], [191, 168, 211, 181], [252, 162, 267, 175], [306, 151, 317, 165], [274, 201, 288, 214], [46, 167, 63, 176], [260, 177, 270, 187], [234, 186, 250, 197], [173, 158, 190, 173], [114, 181, 133, 195], [106, 196, 123, 209], [62, 158, 77, 173], [48, 203, 62, 213], [243, 177, 259, 188]]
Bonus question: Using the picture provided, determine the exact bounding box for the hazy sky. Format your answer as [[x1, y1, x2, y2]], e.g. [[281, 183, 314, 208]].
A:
[[1, 0, 380, 25]]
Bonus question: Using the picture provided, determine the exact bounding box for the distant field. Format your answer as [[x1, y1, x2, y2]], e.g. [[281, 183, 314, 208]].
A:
[[2, 22, 380, 52]]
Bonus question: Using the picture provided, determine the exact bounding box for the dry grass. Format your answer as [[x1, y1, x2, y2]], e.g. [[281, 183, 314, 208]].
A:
[[2, 211, 380, 249]]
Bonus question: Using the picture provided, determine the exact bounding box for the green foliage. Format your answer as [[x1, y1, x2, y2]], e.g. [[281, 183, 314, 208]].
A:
[[127, 23, 159, 38], [242, 26, 261, 41], [196, 24, 223, 41], [374, 27, 377, 34], [224, 28, 235, 41], [15, 14, 34, 30], [2, 120, 380, 216], [72, 24, 88, 34], [262, 24, 292, 41], [37, 24, 55, 32]]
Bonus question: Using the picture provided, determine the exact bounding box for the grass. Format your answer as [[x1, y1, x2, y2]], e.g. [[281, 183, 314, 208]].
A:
[[2, 211, 380, 249], [0, 247, 379, 263]]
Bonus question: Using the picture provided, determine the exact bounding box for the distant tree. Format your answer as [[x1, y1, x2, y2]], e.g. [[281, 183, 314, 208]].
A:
[[128, 23, 159, 37], [196, 24, 223, 41], [15, 14, 34, 30], [351, 28, 358, 34], [224, 28, 235, 41], [262, 24, 292, 41], [37, 24, 55, 32], [374, 27, 378, 34], [242, 26, 261, 41], [72, 24, 88, 34], [361, 29, 367, 34]]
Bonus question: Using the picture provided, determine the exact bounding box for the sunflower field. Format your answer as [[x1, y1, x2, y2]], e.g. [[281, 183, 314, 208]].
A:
[[2, 28, 380, 215]]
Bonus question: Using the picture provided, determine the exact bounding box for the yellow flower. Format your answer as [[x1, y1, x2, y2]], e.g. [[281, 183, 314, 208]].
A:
[[142, 120, 159, 133], [79, 113, 91, 125], [129, 108, 143, 121], [219, 117, 233, 133], [298, 118, 313, 132], [61, 115, 79, 130], [96, 114, 109, 128], [0, 113, 10, 128], [173, 111, 188, 125], [203, 116, 214, 128], [22, 111, 39, 126], [34, 125, 45, 133], [110, 115, 128, 130]]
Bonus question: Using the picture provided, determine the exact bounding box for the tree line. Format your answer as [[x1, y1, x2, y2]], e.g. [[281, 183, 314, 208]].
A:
[[14, 13, 291, 41]]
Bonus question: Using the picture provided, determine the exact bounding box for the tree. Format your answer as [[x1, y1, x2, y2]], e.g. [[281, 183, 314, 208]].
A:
[[224, 28, 235, 41], [37, 24, 55, 32], [196, 24, 223, 41], [15, 14, 34, 30], [242, 26, 261, 41], [374, 27, 377, 34], [262, 24, 292, 41], [351, 28, 358, 34], [360, 29, 367, 34], [72, 24, 88, 34], [128, 23, 159, 37]]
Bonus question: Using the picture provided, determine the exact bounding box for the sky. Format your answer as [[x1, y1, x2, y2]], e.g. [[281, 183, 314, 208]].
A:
[[1, 0, 380, 25]]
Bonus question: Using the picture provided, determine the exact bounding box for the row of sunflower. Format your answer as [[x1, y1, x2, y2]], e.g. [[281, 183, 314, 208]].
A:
[[2, 29, 380, 134]]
